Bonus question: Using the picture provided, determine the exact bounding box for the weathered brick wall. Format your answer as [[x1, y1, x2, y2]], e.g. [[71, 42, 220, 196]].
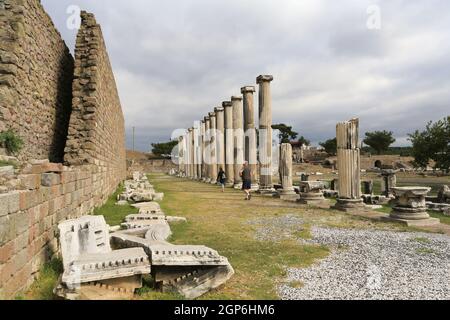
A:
[[0, 162, 97, 298], [0, 0, 74, 162], [0, 7, 127, 299], [64, 11, 126, 201]]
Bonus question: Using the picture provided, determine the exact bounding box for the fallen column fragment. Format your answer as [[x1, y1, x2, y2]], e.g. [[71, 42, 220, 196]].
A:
[[55, 216, 151, 299]]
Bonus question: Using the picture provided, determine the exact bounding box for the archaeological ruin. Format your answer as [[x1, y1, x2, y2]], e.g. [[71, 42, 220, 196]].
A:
[[1, 0, 449, 304]]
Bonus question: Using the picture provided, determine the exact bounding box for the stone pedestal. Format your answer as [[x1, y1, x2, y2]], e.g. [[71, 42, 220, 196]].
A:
[[257, 75, 275, 194], [298, 181, 328, 205], [223, 101, 235, 187], [242, 86, 259, 190], [384, 187, 440, 227], [333, 118, 366, 212], [232, 96, 244, 188], [209, 112, 218, 184]]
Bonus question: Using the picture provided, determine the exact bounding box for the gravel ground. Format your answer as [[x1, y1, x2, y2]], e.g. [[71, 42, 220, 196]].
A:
[[246, 215, 304, 242], [278, 227, 450, 300]]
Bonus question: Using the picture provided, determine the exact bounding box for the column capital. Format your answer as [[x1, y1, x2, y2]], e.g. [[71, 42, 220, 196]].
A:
[[209, 112, 216, 118], [222, 101, 232, 108], [214, 107, 224, 113], [241, 86, 256, 94], [204, 115, 210, 122], [231, 95, 243, 102], [256, 75, 274, 84], [188, 127, 193, 132]]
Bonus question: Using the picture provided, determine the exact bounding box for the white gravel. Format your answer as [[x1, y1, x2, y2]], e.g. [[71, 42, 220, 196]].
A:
[[278, 227, 450, 300], [246, 215, 304, 242]]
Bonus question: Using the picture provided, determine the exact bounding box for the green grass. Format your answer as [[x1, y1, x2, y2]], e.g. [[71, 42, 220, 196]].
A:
[[23, 258, 63, 300], [94, 183, 138, 226], [411, 237, 431, 244], [415, 248, 436, 255], [375, 204, 393, 214], [430, 211, 450, 225]]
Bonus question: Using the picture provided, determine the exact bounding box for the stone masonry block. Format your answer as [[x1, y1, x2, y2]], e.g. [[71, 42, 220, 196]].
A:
[[0, 192, 20, 217], [19, 190, 38, 211], [18, 174, 41, 190], [0, 216, 12, 246], [26, 163, 63, 175], [0, 241, 15, 264], [41, 173, 61, 187]]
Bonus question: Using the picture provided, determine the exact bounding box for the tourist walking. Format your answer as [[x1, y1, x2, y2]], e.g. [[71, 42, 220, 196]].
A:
[[240, 161, 252, 200], [217, 167, 226, 192]]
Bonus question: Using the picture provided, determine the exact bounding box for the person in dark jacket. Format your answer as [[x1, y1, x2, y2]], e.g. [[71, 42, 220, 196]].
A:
[[217, 167, 226, 192], [240, 161, 252, 200]]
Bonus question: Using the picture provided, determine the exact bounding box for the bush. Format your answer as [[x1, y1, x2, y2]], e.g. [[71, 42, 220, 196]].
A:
[[0, 129, 24, 155]]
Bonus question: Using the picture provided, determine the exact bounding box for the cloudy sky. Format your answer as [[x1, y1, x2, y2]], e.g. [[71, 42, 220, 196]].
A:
[[41, 0, 450, 152]]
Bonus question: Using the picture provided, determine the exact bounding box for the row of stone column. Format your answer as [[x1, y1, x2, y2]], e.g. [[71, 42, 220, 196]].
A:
[[178, 75, 275, 191]]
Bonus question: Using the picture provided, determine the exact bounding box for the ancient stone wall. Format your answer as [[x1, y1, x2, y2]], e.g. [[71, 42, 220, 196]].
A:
[[0, 6, 127, 299], [0, 0, 74, 162], [0, 162, 98, 298], [64, 11, 126, 200]]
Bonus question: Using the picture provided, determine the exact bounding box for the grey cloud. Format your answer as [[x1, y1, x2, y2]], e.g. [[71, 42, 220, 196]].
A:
[[41, 0, 450, 151]]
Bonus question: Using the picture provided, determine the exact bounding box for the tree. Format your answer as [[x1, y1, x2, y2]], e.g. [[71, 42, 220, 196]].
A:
[[151, 140, 178, 157], [363, 130, 396, 155], [408, 116, 450, 171], [320, 138, 337, 156], [297, 136, 311, 147], [272, 124, 298, 144]]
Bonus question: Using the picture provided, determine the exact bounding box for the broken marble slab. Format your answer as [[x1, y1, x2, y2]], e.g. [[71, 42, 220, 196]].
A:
[[111, 233, 230, 266], [121, 219, 172, 242], [58, 216, 151, 290], [125, 214, 187, 223], [62, 248, 150, 289], [160, 264, 234, 300]]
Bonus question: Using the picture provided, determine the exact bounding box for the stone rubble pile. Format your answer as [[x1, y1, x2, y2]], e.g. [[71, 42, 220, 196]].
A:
[[117, 172, 164, 204], [56, 172, 234, 300]]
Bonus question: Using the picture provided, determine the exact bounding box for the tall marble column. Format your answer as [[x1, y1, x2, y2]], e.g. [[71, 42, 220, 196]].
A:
[[197, 121, 203, 181], [204, 116, 211, 183], [334, 118, 365, 211], [178, 135, 184, 177], [223, 101, 234, 187], [183, 133, 188, 177], [189, 127, 195, 179], [215, 107, 225, 175], [193, 122, 200, 180], [257, 75, 275, 193], [185, 129, 191, 178], [232, 96, 244, 188], [200, 119, 206, 181], [242, 86, 258, 189], [279, 143, 297, 200], [209, 112, 218, 184]]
